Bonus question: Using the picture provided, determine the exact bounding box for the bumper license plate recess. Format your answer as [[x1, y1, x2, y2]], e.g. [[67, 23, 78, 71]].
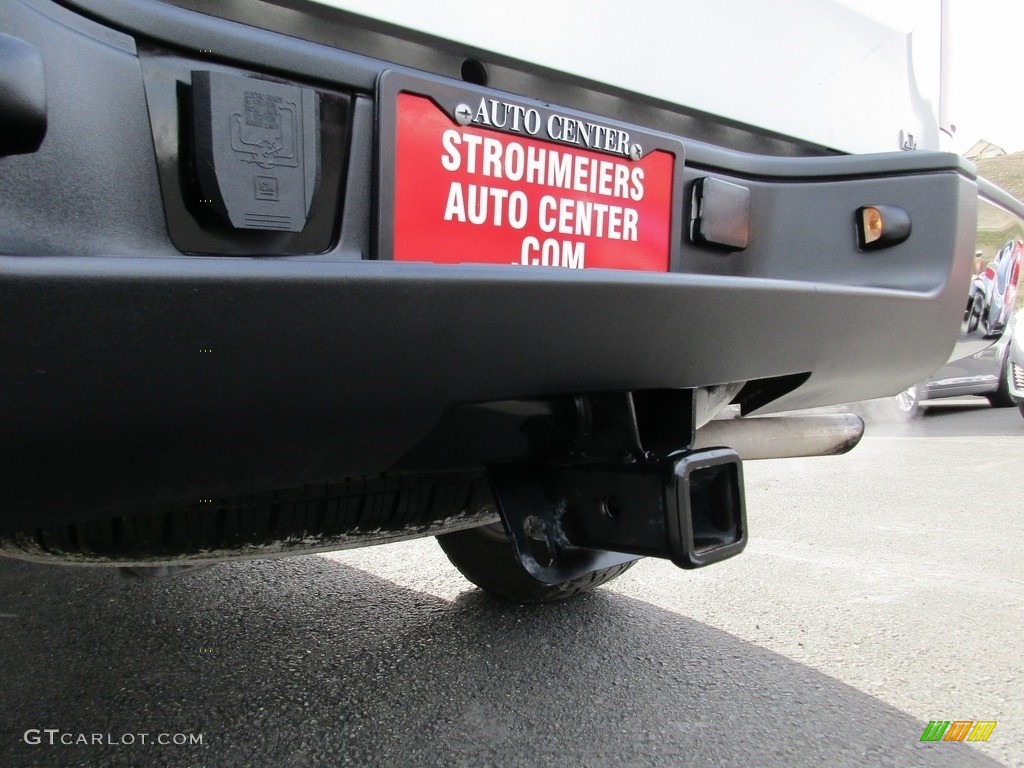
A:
[[378, 72, 685, 272]]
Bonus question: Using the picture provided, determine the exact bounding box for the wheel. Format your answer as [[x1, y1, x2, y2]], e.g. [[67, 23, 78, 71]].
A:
[[966, 292, 984, 333], [986, 348, 1015, 408], [893, 382, 922, 418], [437, 523, 636, 603]]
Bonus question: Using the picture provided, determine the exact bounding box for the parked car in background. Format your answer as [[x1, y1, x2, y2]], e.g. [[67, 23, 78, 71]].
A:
[[882, 192, 1023, 419], [1007, 311, 1024, 418], [893, 313, 1017, 416], [966, 239, 1023, 337]]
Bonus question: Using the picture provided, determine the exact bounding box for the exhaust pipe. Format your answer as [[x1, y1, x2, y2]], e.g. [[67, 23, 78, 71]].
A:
[[694, 413, 864, 460]]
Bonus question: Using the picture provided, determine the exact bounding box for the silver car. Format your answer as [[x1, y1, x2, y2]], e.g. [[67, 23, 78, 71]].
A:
[[891, 210, 1022, 418], [890, 308, 1018, 417], [1008, 310, 1024, 418]]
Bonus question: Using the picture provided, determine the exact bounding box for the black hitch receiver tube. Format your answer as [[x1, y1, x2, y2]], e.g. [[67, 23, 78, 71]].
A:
[[490, 447, 747, 584]]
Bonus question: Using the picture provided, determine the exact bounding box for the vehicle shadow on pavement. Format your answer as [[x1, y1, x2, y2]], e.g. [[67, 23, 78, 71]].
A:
[[0, 555, 1005, 768]]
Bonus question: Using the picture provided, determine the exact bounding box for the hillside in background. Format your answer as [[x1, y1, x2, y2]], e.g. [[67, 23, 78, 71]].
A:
[[976, 152, 1024, 202]]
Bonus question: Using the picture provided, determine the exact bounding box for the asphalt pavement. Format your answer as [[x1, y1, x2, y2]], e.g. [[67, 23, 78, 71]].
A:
[[1, 400, 1022, 767]]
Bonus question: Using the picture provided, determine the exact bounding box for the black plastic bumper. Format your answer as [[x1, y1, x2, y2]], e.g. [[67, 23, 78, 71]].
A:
[[1, 232, 973, 532]]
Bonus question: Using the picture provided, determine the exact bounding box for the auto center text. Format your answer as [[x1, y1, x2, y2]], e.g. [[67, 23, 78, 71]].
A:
[[440, 128, 646, 269]]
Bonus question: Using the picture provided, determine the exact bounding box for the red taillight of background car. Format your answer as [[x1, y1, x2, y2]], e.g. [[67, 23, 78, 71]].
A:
[[1005, 241, 1023, 307]]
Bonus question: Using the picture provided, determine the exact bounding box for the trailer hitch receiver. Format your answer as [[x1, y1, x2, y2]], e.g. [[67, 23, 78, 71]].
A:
[[668, 448, 746, 568], [490, 447, 746, 584]]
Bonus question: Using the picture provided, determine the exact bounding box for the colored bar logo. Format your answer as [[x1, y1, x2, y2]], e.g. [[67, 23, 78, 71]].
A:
[[920, 720, 997, 742]]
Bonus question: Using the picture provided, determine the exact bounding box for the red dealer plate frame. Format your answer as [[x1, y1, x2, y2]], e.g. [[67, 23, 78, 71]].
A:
[[377, 71, 685, 272]]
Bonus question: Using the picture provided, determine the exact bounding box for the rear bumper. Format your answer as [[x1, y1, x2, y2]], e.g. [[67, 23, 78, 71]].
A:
[[2, 216, 974, 532]]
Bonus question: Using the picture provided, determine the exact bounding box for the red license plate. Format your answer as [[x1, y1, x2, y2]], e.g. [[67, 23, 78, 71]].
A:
[[381, 76, 681, 272]]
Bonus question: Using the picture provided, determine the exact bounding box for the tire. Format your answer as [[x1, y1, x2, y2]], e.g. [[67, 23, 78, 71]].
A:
[[986, 349, 1015, 408], [1018, 402, 1024, 420], [966, 292, 984, 333], [437, 523, 636, 603], [893, 382, 922, 418]]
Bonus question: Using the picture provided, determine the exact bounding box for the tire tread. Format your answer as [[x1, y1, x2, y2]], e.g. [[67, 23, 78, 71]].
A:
[[437, 525, 636, 603], [0, 472, 494, 563]]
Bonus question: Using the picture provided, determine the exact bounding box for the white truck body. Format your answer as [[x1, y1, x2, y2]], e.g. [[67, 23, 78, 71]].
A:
[[312, 0, 946, 154]]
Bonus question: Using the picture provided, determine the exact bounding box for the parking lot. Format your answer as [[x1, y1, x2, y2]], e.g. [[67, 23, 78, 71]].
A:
[[1, 400, 1021, 767]]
